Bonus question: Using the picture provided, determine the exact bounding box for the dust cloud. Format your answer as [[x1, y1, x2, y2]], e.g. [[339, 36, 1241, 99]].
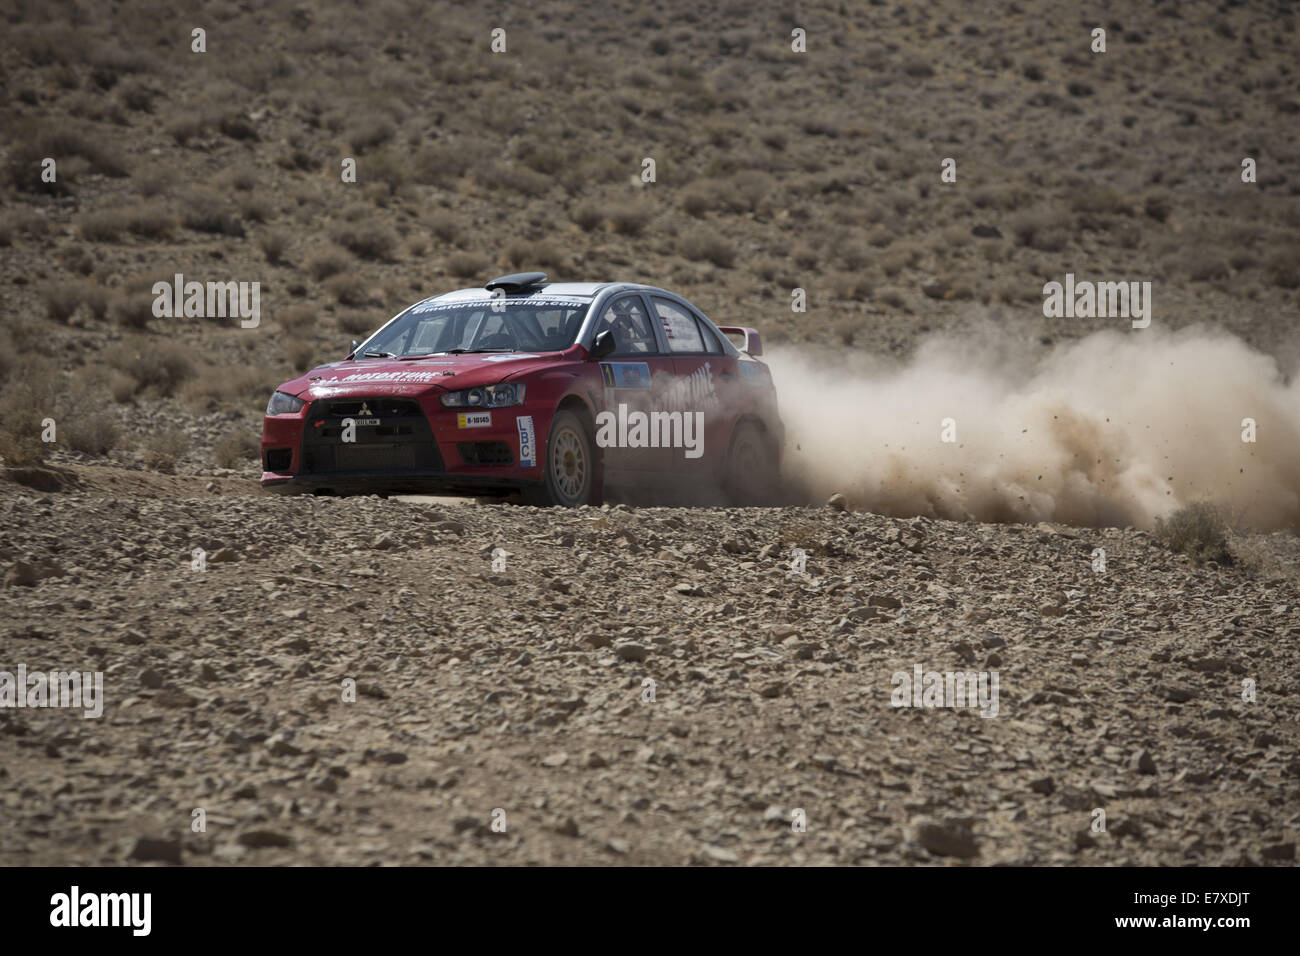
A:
[[768, 325, 1300, 531]]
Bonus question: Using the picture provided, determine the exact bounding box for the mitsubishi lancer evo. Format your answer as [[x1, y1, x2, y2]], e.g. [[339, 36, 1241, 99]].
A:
[[261, 272, 783, 506]]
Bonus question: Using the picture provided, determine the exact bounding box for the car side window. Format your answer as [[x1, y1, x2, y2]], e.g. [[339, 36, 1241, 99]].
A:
[[598, 295, 658, 355], [652, 297, 706, 353]]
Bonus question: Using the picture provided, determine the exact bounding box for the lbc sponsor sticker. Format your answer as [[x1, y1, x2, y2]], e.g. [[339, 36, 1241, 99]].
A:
[[457, 412, 491, 429], [517, 415, 536, 467]]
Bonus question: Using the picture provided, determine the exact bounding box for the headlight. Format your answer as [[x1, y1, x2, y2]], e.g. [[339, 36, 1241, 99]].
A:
[[266, 391, 306, 415], [440, 383, 526, 408]]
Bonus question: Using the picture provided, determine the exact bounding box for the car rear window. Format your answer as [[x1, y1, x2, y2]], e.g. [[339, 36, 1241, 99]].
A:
[[653, 297, 707, 353]]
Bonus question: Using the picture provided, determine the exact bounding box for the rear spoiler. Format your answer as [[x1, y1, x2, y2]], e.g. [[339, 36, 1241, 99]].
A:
[[717, 326, 763, 357]]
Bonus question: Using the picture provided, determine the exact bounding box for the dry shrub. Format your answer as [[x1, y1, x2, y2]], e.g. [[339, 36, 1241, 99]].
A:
[[181, 190, 245, 236], [446, 251, 489, 278], [326, 274, 370, 306], [259, 229, 291, 265], [425, 211, 462, 244], [6, 119, 128, 194], [608, 203, 651, 236], [212, 428, 260, 468], [183, 364, 278, 410], [141, 427, 189, 473], [0, 358, 60, 465], [79, 204, 177, 242], [338, 311, 376, 336], [570, 204, 603, 231], [681, 232, 737, 268], [307, 246, 354, 280], [331, 223, 397, 261], [1155, 502, 1234, 565], [105, 340, 194, 397], [278, 305, 316, 335]]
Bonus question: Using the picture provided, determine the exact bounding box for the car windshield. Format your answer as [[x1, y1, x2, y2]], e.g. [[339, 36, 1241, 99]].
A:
[[357, 297, 592, 357]]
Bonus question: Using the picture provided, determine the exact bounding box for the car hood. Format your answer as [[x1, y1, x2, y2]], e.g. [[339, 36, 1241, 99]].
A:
[[278, 351, 571, 401]]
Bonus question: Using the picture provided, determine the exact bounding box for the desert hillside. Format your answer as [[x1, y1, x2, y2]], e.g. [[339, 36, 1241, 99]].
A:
[[1, 0, 1298, 471]]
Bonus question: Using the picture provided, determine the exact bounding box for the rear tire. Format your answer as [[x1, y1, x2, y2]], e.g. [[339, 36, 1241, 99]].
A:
[[722, 421, 778, 506], [524, 409, 595, 507]]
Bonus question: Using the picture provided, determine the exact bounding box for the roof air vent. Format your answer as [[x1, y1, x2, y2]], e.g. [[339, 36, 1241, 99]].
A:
[[484, 271, 548, 293]]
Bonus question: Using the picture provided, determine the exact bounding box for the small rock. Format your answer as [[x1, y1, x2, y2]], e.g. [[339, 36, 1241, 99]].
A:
[[1029, 776, 1056, 795], [5, 561, 39, 587], [826, 493, 848, 511], [1159, 683, 1196, 703], [1261, 842, 1295, 861], [1130, 749, 1157, 774], [237, 829, 292, 849], [701, 845, 739, 863], [266, 735, 302, 757], [129, 835, 182, 865], [614, 643, 649, 662], [912, 817, 979, 858]]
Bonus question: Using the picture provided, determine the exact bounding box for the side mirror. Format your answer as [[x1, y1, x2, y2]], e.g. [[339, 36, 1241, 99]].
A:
[[348, 339, 359, 358], [591, 329, 616, 360]]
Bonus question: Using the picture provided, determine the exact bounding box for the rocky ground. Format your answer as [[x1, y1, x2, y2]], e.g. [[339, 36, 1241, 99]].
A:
[[1, 468, 1296, 866]]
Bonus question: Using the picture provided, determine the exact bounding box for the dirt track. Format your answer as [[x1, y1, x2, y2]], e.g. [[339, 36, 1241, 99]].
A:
[[2, 468, 1296, 866]]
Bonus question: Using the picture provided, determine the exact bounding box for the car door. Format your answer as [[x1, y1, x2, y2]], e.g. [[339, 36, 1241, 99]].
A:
[[592, 292, 675, 473], [649, 295, 738, 478]]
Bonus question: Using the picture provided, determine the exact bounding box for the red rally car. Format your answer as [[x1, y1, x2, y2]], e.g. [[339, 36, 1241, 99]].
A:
[[261, 272, 783, 506]]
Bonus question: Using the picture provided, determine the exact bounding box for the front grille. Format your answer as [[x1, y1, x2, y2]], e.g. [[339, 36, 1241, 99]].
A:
[[457, 441, 514, 466], [319, 397, 418, 418], [299, 397, 443, 475]]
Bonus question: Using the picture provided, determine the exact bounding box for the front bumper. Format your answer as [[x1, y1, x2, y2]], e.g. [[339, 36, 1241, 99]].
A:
[[261, 395, 547, 495]]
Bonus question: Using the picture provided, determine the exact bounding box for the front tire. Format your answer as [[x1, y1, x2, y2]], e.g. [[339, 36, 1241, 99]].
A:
[[524, 409, 595, 507]]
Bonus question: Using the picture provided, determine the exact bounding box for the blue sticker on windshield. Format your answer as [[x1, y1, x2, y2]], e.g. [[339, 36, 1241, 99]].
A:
[[600, 362, 651, 389]]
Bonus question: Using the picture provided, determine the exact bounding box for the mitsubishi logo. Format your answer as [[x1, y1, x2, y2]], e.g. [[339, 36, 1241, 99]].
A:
[[359, 401, 372, 417]]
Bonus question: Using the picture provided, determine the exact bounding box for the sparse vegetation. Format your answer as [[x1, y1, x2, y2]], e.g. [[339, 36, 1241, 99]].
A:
[[105, 340, 194, 398], [1155, 501, 1234, 565], [446, 251, 489, 279], [212, 428, 260, 468], [259, 229, 291, 265], [331, 223, 397, 262], [681, 232, 736, 268], [141, 426, 189, 472]]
